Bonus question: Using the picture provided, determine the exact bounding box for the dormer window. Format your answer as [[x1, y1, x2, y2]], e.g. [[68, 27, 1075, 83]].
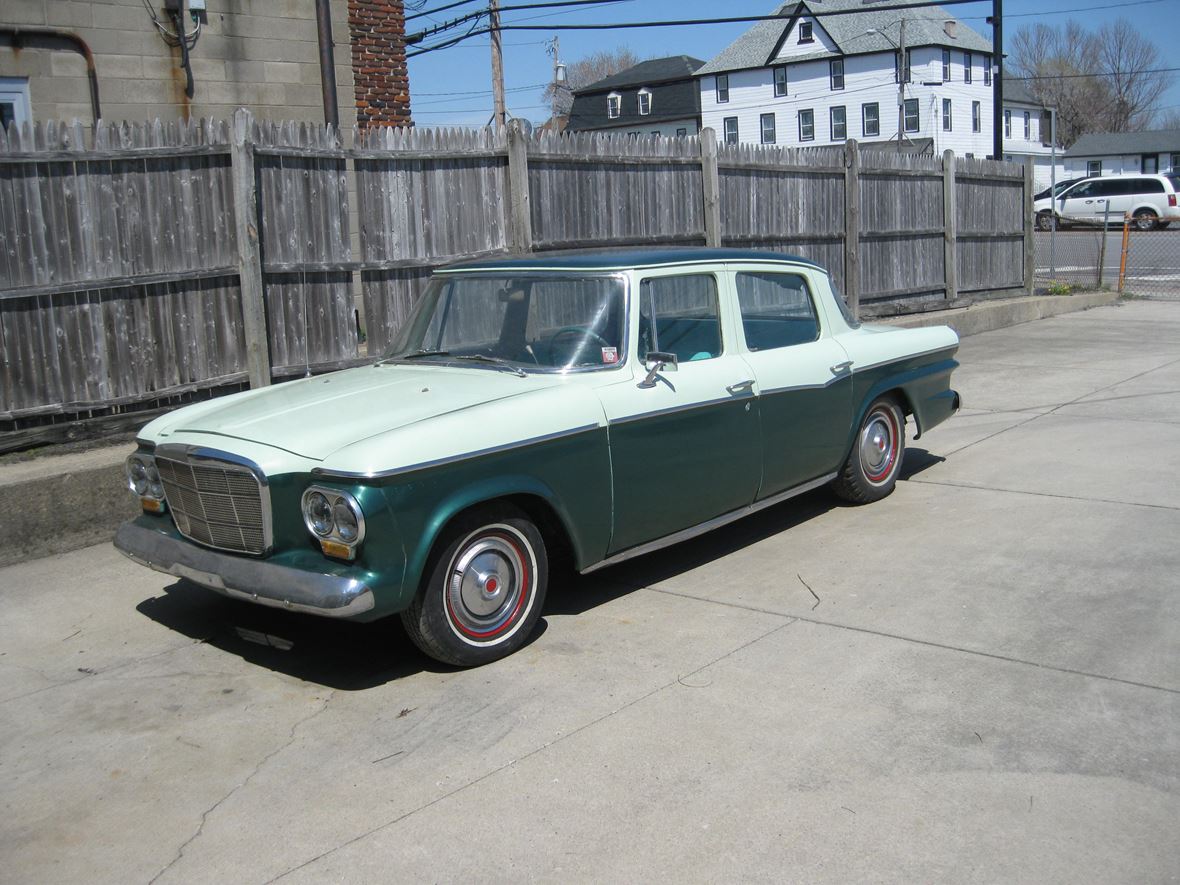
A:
[[799, 21, 813, 43], [638, 89, 652, 116], [607, 93, 621, 119]]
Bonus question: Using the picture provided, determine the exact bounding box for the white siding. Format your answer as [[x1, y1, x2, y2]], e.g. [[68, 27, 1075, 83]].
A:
[[700, 46, 993, 156], [604, 118, 700, 138], [772, 15, 840, 61], [1065, 152, 1180, 176]]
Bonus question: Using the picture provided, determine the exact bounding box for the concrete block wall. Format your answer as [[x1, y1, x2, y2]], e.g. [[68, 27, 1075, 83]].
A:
[[0, 0, 386, 130]]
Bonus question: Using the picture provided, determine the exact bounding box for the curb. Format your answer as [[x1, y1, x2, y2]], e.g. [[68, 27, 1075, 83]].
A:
[[0, 290, 1127, 569], [879, 290, 1120, 337]]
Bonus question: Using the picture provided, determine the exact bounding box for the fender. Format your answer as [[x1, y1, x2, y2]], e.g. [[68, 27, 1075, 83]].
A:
[[845, 352, 960, 454]]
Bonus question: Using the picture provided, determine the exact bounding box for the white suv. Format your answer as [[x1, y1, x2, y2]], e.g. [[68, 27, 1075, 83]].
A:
[[1034, 173, 1180, 231]]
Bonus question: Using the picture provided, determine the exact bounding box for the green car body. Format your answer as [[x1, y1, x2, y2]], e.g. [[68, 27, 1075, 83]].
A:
[[115, 249, 959, 657]]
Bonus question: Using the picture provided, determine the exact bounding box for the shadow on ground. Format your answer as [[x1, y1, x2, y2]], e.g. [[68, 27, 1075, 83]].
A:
[[135, 449, 939, 689]]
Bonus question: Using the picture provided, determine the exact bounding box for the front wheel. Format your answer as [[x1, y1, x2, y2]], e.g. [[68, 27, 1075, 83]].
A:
[[1036, 212, 1055, 232], [832, 397, 906, 504], [1133, 209, 1160, 232], [402, 504, 548, 667]]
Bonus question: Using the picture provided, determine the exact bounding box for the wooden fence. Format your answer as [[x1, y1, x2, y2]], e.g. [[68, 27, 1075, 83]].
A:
[[0, 110, 1032, 449]]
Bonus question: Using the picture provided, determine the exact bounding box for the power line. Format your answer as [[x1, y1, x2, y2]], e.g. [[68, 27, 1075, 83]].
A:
[[1011, 66, 1180, 81], [407, 0, 483, 22], [408, 0, 634, 44]]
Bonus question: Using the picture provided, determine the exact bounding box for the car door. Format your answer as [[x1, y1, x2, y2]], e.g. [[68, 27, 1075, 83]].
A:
[[596, 270, 761, 554], [1058, 180, 1098, 222], [732, 268, 854, 496]]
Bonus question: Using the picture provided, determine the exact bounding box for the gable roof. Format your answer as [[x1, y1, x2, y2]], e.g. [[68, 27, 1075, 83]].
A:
[[1065, 129, 1180, 158], [576, 56, 706, 95], [1003, 80, 1046, 108], [697, 0, 992, 76]]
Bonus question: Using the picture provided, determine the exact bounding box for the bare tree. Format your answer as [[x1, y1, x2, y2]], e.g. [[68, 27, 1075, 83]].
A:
[[1157, 108, 1180, 129], [544, 47, 641, 117], [1009, 18, 1173, 146]]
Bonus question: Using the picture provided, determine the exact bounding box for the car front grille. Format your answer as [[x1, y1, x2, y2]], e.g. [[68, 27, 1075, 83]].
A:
[[156, 454, 268, 555]]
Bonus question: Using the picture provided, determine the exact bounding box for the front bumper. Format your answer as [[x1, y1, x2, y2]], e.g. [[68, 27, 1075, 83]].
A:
[[114, 521, 375, 618]]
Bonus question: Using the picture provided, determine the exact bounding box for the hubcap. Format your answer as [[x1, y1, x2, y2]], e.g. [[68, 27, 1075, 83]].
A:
[[446, 532, 530, 641], [860, 410, 897, 483]]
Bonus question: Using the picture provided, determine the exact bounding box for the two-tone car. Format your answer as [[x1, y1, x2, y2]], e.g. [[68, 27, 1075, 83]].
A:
[[116, 249, 961, 667]]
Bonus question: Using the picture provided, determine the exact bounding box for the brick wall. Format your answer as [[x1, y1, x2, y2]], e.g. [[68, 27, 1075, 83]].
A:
[[0, 0, 382, 130], [347, 0, 411, 128]]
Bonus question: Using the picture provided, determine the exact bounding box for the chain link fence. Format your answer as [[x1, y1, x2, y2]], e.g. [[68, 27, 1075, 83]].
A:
[[1035, 217, 1180, 300]]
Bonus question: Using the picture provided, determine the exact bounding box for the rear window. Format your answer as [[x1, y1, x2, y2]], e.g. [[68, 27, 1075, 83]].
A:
[[1134, 178, 1165, 194], [1167, 175, 1180, 192]]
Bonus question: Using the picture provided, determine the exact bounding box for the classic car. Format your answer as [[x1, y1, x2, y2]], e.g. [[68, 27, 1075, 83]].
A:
[[115, 249, 961, 667]]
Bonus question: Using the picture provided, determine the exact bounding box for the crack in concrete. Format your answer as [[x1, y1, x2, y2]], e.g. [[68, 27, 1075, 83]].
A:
[[946, 354, 1180, 458], [906, 477, 1180, 512], [149, 691, 336, 885], [268, 618, 797, 882]]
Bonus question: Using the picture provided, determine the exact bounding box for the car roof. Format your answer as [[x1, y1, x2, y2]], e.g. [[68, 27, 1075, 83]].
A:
[[440, 248, 826, 274]]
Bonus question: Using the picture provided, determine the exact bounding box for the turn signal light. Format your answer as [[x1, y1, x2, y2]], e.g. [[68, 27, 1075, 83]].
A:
[[140, 497, 166, 514], [319, 539, 356, 561], [1169, 194, 1177, 208]]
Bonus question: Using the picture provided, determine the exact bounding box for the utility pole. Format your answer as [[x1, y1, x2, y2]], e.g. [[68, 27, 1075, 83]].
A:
[[990, 0, 1003, 160], [896, 18, 906, 154], [489, 0, 507, 129]]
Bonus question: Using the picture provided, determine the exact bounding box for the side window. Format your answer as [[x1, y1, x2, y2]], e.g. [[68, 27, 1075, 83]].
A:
[[735, 272, 820, 351], [639, 274, 722, 362], [1138, 178, 1165, 194]]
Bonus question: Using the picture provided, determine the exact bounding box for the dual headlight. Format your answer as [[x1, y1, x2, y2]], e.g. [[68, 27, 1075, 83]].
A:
[[301, 487, 366, 561], [125, 453, 166, 513]]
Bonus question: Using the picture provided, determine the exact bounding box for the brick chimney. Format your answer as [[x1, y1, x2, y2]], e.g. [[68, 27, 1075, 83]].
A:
[[348, 0, 413, 128]]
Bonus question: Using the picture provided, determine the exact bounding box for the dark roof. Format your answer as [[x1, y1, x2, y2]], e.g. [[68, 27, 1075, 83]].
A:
[[567, 76, 700, 131], [1002, 80, 1046, 108], [1065, 129, 1180, 157], [441, 248, 825, 273], [576, 56, 706, 95], [698, 0, 991, 76]]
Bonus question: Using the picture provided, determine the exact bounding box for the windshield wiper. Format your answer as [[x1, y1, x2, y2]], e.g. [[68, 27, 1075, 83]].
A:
[[453, 354, 527, 377], [381, 349, 451, 364]]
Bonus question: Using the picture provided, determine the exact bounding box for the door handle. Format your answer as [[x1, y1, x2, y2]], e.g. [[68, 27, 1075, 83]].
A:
[[830, 360, 853, 374], [727, 379, 755, 394]]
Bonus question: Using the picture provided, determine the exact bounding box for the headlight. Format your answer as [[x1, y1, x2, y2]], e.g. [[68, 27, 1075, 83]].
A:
[[125, 453, 167, 513], [301, 487, 366, 559]]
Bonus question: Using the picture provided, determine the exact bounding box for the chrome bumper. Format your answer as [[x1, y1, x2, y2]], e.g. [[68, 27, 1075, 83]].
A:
[[114, 521, 375, 618]]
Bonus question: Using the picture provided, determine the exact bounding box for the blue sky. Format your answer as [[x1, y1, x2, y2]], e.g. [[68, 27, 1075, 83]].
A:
[[405, 0, 1180, 128]]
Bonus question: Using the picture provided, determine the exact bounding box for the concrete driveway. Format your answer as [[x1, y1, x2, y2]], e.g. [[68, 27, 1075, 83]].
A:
[[2, 301, 1177, 884]]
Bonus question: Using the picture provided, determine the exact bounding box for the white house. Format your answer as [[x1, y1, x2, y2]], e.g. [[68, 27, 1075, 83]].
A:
[[697, 0, 1058, 176], [1063, 130, 1180, 178]]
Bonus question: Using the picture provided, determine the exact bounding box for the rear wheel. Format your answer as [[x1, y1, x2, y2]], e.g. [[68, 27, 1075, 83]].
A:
[[402, 504, 547, 667], [1133, 208, 1160, 232], [832, 397, 906, 504]]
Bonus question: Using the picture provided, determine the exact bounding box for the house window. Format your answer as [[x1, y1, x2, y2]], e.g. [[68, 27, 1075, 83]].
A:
[[942, 49, 951, 81], [716, 74, 729, 104], [723, 116, 739, 144], [903, 98, 919, 132], [943, 99, 952, 131], [1142, 154, 1158, 174], [831, 106, 846, 141], [676, 127, 688, 137], [774, 66, 787, 97], [760, 113, 776, 144], [972, 101, 981, 133], [799, 21, 813, 43], [830, 59, 844, 90], [964, 52, 972, 83], [1004, 109, 1011, 138], [651, 131, 661, 137], [1024, 111, 1031, 140], [607, 93, 621, 119], [1087, 160, 1101, 177], [0, 77, 32, 130], [1171, 153, 1180, 171], [862, 102, 880, 137], [983, 55, 991, 86], [638, 89, 652, 116], [799, 109, 814, 142]]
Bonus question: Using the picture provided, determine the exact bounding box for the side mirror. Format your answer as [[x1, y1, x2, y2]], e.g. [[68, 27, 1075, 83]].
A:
[[639, 351, 677, 388]]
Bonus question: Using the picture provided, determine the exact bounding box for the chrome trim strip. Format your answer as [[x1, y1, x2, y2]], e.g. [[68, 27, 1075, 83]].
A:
[[610, 394, 749, 426], [114, 521, 375, 618], [580, 472, 837, 574], [851, 345, 958, 375], [760, 377, 843, 396], [154, 443, 274, 555], [311, 422, 602, 481]]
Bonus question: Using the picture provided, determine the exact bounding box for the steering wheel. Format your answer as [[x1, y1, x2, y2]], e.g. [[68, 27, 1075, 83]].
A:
[[547, 326, 612, 365]]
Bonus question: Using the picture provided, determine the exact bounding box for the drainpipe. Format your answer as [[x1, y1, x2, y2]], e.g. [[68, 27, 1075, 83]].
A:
[[314, 0, 339, 129], [0, 27, 102, 125]]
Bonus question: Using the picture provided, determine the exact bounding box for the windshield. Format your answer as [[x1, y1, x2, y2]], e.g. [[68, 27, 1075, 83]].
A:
[[385, 274, 627, 371]]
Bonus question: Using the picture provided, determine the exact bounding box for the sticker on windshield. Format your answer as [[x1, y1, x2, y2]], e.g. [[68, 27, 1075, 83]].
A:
[[601, 346, 618, 364]]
